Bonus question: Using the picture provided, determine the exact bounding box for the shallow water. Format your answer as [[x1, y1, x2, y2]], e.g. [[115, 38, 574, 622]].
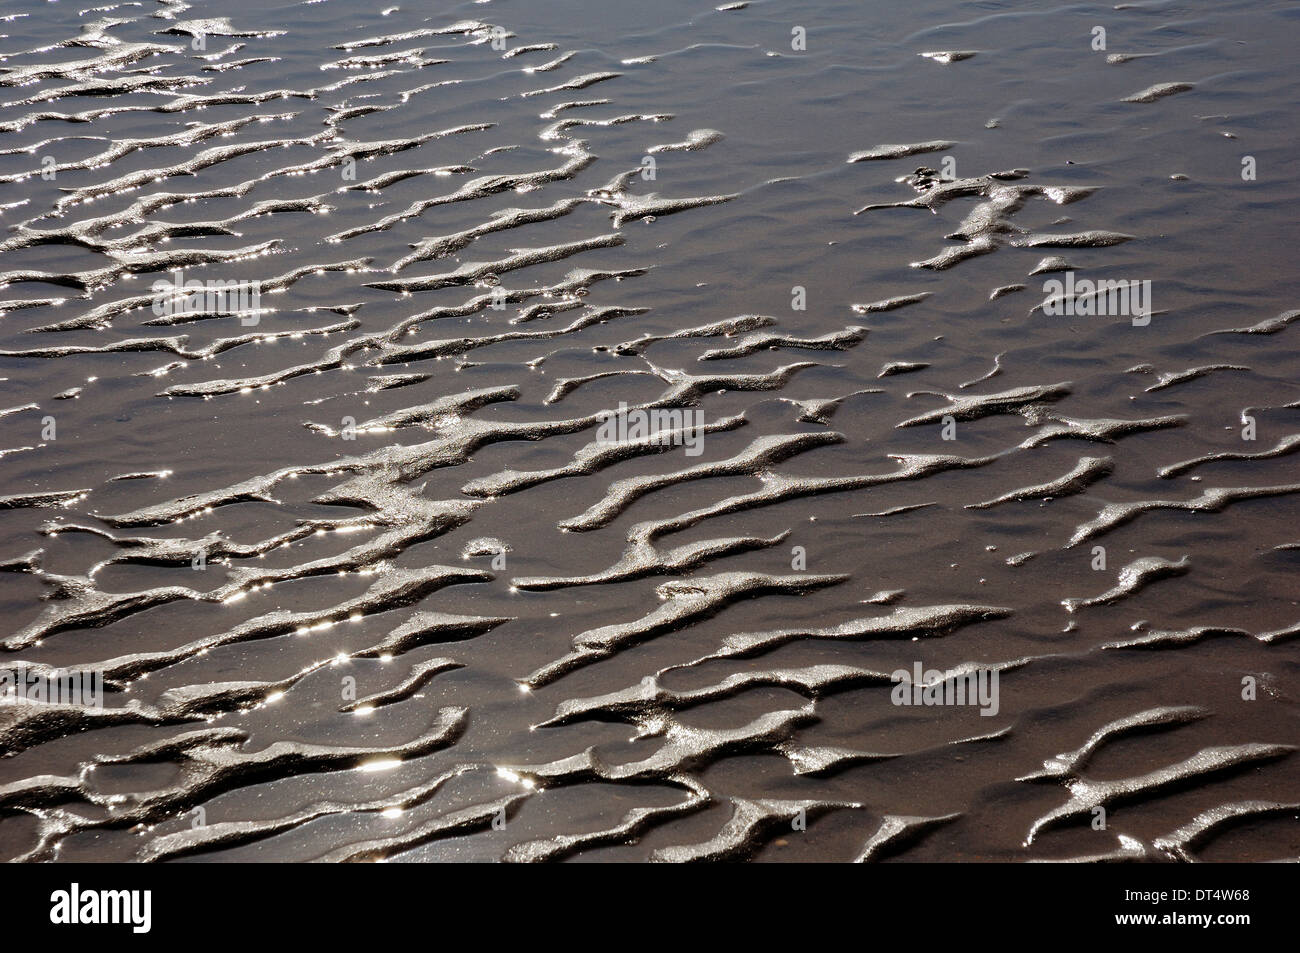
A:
[[0, 0, 1297, 862]]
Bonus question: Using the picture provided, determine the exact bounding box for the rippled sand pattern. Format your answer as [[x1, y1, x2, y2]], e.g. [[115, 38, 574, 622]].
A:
[[0, 0, 1297, 862]]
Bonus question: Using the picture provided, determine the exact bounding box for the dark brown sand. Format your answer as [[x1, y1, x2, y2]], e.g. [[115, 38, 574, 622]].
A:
[[0, 0, 1296, 862]]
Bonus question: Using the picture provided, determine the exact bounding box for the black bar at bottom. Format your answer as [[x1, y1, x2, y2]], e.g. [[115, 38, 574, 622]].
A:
[[3, 862, 1282, 940]]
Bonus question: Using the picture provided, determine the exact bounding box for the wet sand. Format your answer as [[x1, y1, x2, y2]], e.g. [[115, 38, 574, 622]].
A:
[[0, 0, 1297, 862]]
